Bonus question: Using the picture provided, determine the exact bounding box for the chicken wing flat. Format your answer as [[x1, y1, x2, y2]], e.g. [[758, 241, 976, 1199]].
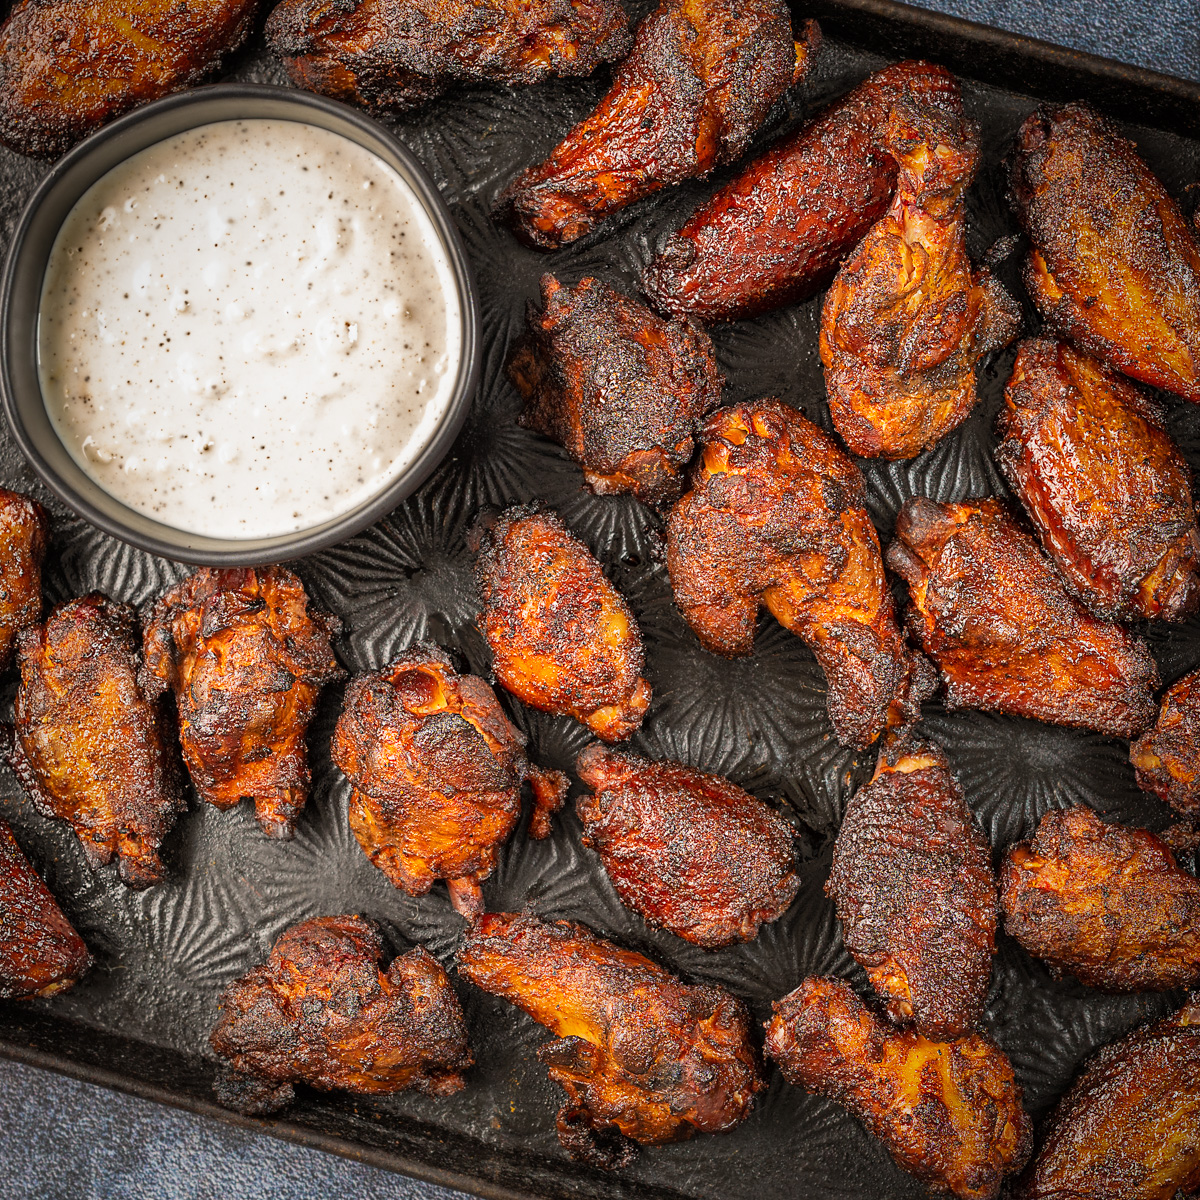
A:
[[210, 914, 472, 1115], [142, 567, 344, 841], [265, 0, 631, 113], [1132, 666, 1200, 817], [0, 0, 261, 159], [1010, 102, 1200, 403], [574, 742, 799, 947], [499, 0, 817, 249], [887, 497, 1159, 737], [471, 505, 650, 742], [997, 339, 1200, 623], [666, 397, 934, 747], [1000, 806, 1200, 992], [1015, 995, 1200, 1200], [765, 976, 1031, 1200], [0, 819, 92, 1000], [820, 99, 1021, 458], [642, 60, 960, 324], [508, 274, 724, 507], [457, 911, 763, 1168], [6, 594, 184, 890], [827, 738, 995, 1039], [331, 644, 568, 917], [0, 490, 47, 674]]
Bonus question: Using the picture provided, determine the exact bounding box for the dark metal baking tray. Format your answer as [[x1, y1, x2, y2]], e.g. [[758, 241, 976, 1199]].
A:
[[2, 3, 1199, 1198]]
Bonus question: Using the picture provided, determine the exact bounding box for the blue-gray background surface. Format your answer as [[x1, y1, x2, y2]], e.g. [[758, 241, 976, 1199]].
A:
[[2, 3, 1197, 1198]]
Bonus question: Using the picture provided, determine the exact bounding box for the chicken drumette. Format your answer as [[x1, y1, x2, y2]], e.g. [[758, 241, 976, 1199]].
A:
[[765, 976, 1031, 1200], [1132, 667, 1200, 817], [887, 497, 1159, 738], [211, 914, 472, 1115], [508, 275, 724, 507], [457, 911, 763, 1168], [666, 397, 934, 747], [6, 594, 185, 889], [472, 505, 651, 742], [499, 0, 817, 248], [265, 0, 631, 113], [0, 490, 47, 674], [575, 742, 799, 948], [331, 644, 568, 917]]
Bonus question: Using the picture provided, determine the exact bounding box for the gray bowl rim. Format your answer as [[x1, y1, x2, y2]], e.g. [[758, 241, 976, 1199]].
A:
[[0, 82, 481, 567]]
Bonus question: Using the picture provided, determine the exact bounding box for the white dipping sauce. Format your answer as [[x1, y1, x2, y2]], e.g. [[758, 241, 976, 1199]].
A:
[[38, 119, 461, 539]]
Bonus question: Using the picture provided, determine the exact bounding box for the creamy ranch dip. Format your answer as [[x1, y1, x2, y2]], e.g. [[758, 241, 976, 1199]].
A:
[[38, 119, 461, 539]]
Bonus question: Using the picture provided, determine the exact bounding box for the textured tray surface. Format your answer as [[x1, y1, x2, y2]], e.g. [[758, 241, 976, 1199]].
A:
[[1, 10, 1200, 1200]]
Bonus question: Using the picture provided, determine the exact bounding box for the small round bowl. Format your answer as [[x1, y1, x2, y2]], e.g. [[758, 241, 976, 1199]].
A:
[[0, 84, 480, 566]]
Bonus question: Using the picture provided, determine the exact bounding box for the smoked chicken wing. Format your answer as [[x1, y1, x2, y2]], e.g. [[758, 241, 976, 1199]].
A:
[[0, 0, 261, 158], [887, 497, 1159, 737], [1000, 806, 1200, 992], [0, 490, 47, 674], [666, 397, 934, 747], [142, 567, 344, 840], [6, 594, 184, 890], [331, 644, 568, 917], [0, 819, 92, 1000], [508, 274, 724, 507], [642, 60, 960, 323], [820, 99, 1020, 458], [827, 738, 995, 1039], [574, 742, 799, 948], [1010, 102, 1200, 402], [210, 914, 472, 1115], [765, 976, 1031, 1200], [499, 0, 817, 249], [1132, 666, 1200, 817], [457, 911, 763, 1168], [471, 505, 650, 742], [265, 0, 631, 113]]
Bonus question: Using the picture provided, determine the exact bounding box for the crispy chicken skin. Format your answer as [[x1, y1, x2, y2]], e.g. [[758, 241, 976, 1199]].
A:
[[887, 497, 1159, 738], [574, 742, 799, 948], [827, 738, 996, 1040], [471, 505, 651, 742], [1132, 667, 1200, 817], [765, 977, 1031, 1200], [1000, 806, 1200, 992], [210, 914, 472, 1116], [642, 60, 960, 324], [0, 490, 47, 674], [457, 911, 763, 1168], [1015, 995, 1200, 1200], [6, 594, 184, 890], [666, 397, 934, 747], [142, 567, 344, 841], [508, 275, 724, 507], [1010, 102, 1200, 403], [331, 644, 568, 918], [499, 0, 817, 249], [0, 0, 261, 159], [820, 100, 1021, 459], [265, 0, 630, 113], [0, 819, 92, 1000], [997, 339, 1200, 623]]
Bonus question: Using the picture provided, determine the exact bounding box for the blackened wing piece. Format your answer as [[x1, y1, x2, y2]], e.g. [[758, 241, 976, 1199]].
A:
[[575, 742, 799, 947], [1010, 102, 1200, 402], [887, 497, 1159, 738], [331, 644, 568, 917], [641, 60, 960, 324], [8, 594, 185, 890], [210, 914, 472, 1115], [0, 820, 92, 1000], [0, 489, 47, 673], [265, 0, 631, 113], [1133, 667, 1200, 817], [997, 339, 1200, 622], [765, 977, 1031, 1200], [499, 0, 817, 249], [508, 275, 724, 507], [142, 567, 345, 840], [666, 398, 934, 747], [457, 911, 763, 1169], [827, 738, 996, 1039]]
